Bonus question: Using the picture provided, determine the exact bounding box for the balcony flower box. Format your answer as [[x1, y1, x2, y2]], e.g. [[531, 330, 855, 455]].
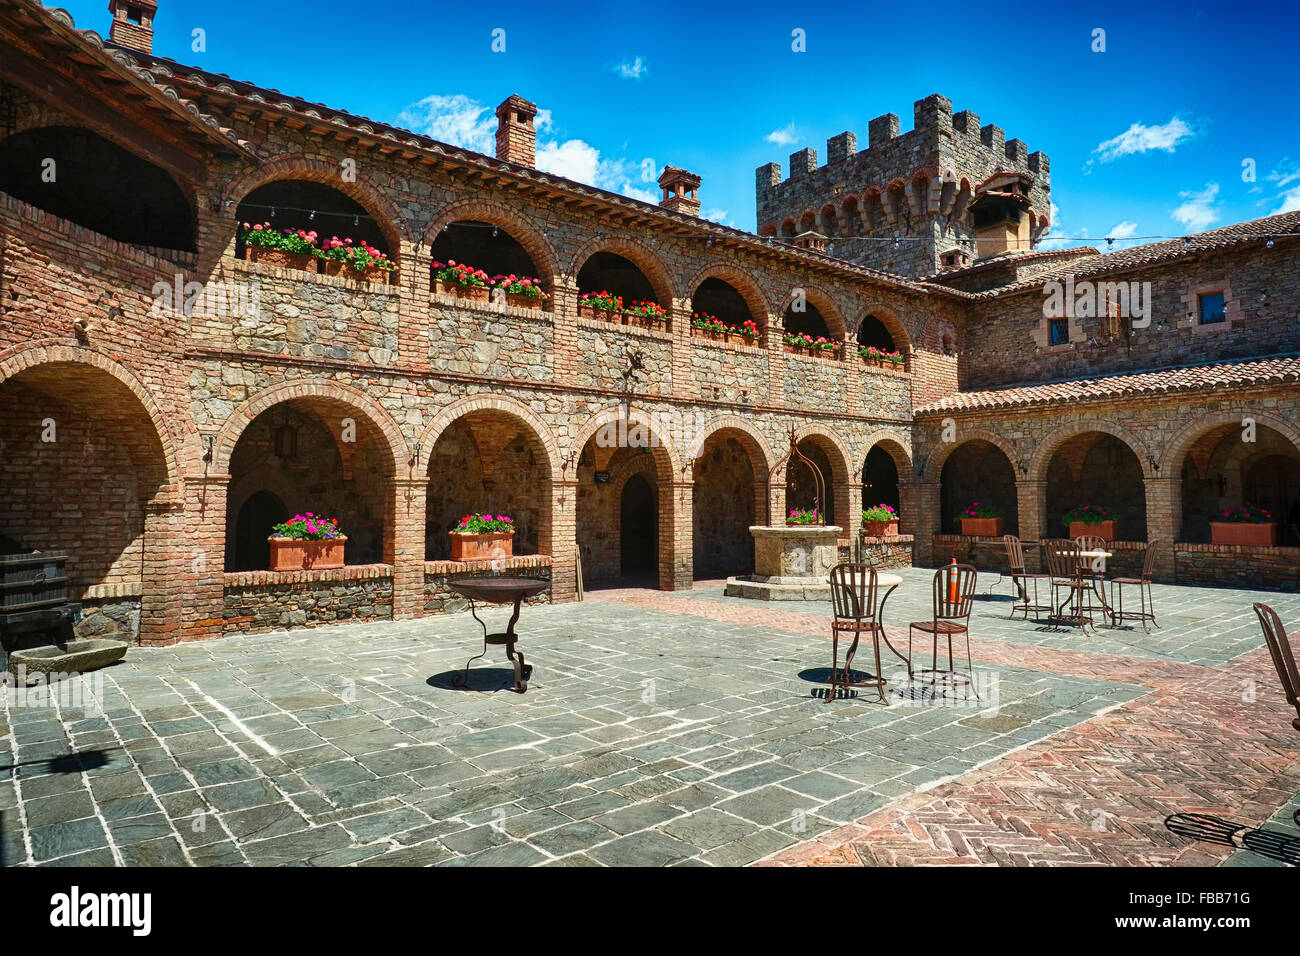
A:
[[246, 246, 315, 273], [725, 331, 750, 347], [1210, 522, 1277, 546], [692, 327, 724, 342], [449, 513, 515, 562], [623, 300, 667, 330], [434, 278, 490, 302], [432, 260, 491, 302], [492, 274, 547, 310], [321, 259, 393, 284], [317, 236, 397, 283], [579, 291, 622, 321], [506, 291, 544, 310], [861, 504, 899, 537], [241, 221, 318, 273], [1069, 520, 1116, 541], [691, 312, 726, 342], [268, 537, 347, 571], [960, 518, 1003, 537]]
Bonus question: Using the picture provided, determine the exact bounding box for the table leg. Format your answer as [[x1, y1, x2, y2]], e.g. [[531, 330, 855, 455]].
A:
[[452, 598, 491, 687], [876, 584, 909, 671]]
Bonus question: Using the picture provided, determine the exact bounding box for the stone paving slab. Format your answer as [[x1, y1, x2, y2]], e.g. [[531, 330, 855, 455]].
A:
[[2, 570, 1297, 867]]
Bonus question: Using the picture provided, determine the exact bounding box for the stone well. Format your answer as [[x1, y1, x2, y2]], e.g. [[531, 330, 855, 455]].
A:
[[724, 525, 842, 600]]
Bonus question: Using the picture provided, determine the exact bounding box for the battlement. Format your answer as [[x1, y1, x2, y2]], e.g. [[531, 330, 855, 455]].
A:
[[755, 93, 1051, 279]]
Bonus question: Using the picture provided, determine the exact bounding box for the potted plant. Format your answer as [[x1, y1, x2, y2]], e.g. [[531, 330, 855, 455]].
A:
[[783, 332, 815, 355], [316, 236, 397, 282], [786, 508, 820, 526], [432, 260, 491, 301], [624, 300, 666, 329], [1210, 505, 1278, 546], [960, 502, 1003, 537], [732, 319, 762, 346], [492, 273, 547, 309], [1063, 504, 1117, 541], [859, 345, 905, 369], [861, 503, 899, 537], [267, 513, 346, 571], [578, 290, 622, 320], [450, 512, 515, 561], [691, 311, 726, 341], [241, 222, 318, 272]]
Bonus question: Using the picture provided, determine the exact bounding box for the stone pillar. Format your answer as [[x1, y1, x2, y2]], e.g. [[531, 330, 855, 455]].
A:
[[552, 279, 579, 387], [845, 479, 863, 542], [1016, 479, 1048, 542], [551, 478, 579, 602], [138, 494, 187, 646], [392, 477, 426, 618], [178, 473, 229, 643], [670, 297, 690, 401], [905, 479, 942, 567], [660, 479, 693, 590], [1144, 476, 1179, 582], [398, 238, 431, 369], [766, 313, 785, 408], [898, 477, 921, 537]]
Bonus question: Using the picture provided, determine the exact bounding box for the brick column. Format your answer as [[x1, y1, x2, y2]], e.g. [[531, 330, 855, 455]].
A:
[[766, 315, 784, 407], [670, 297, 690, 401], [845, 479, 863, 542], [768, 470, 787, 528], [905, 479, 942, 567], [398, 238, 431, 369], [898, 476, 921, 537], [138, 495, 187, 646], [178, 473, 229, 643], [660, 479, 693, 590], [551, 478, 579, 602], [1016, 479, 1048, 542], [552, 280, 579, 387], [1144, 476, 1179, 582], [392, 477, 426, 618]]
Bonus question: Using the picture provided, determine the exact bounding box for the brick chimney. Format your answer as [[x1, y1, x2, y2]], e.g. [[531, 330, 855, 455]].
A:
[[495, 95, 538, 167], [107, 0, 157, 53], [657, 166, 701, 216]]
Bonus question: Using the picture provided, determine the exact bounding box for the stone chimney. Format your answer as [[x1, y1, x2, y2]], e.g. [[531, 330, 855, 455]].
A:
[[107, 0, 157, 54], [495, 95, 538, 167], [657, 166, 701, 216]]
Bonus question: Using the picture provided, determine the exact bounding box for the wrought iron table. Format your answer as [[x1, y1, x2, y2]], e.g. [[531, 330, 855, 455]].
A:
[[448, 576, 550, 693], [831, 571, 909, 685], [1051, 549, 1114, 627]]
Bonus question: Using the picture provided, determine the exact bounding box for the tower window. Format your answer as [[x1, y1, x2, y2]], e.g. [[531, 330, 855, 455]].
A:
[[1049, 318, 1070, 346], [126, 5, 144, 22], [1198, 291, 1226, 325]]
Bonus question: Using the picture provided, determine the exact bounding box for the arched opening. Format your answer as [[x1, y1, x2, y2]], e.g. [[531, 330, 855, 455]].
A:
[[0, 125, 194, 250], [786, 439, 838, 526], [1044, 433, 1146, 540], [862, 445, 900, 514], [941, 440, 1018, 534], [819, 204, 838, 237], [424, 411, 552, 560], [692, 434, 760, 579], [234, 179, 391, 259], [576, 251, 658, 308], [857, 314, 898, 353], [224, 399, 394, 570], [840, 196, 861, 236], [231, 490, 287, 572], [1178, 423, 1300, 543], [783, 300, 832, 341], [692, 277, 761, 338], [620, 474, 658, 579], [780, 217, 797, 239], [428, 219, 545, 296]]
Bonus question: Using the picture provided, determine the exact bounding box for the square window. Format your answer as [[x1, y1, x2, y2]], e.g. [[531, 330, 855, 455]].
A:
[[1049, 317, 1070, 346], [1198, 291, 1226, 325]]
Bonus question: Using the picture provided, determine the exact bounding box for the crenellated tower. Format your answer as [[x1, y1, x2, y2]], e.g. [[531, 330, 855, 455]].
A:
[[755, 94, 1051, 278]]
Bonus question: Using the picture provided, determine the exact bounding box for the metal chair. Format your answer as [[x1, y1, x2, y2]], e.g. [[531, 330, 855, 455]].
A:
[[1109, 541, 1160, 631], [908, 563, 980, 698], [1003, 534, 1051, 620], [827, 563, 887, 704], [1043, 539, 1093, 630], [1253, 603, 1300, 732], [1073, 534, 1111, 621]]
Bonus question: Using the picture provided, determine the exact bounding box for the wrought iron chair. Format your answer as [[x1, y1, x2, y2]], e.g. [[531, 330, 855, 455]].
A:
[[1003, 534, 1051, 620], [1043, 539, 1093, 630], [1109, 541, 1160, 631], [1073, 534, 1111, 623], [827, 563, 887, 704], [908, 563, 980, 698], [1253, 603, 1300, 732]]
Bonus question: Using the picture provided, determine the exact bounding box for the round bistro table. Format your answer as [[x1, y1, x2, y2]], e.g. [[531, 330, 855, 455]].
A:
[[448, 576, 551, 693]]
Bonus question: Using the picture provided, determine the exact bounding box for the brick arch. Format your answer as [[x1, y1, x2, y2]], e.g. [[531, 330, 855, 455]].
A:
[[758, 221, 778, 238], [1028, 420, 1156, 483], [687, 415, 777, 477], [682, 262, 774, 330], [778, 283, 848, 339], [1162, 411, 1300, 477], [417, 198, 561, 282], [917, 313, 960, 354], [798, 207, 818, 232], [858, 429, 914, 477], [0, 343, 182, 498], [923, 429, 1022, 481], [212, 380, 408, 476], [852, 301, 914, 355], [416, 394, 562, 482], [221, 155, 410, 255], [569, 405, 682, 480], [568, 235, 678, 306], [790, 426, 852, 480]]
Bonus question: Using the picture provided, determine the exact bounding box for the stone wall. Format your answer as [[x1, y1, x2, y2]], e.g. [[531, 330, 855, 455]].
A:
[[1174, 543, 1300, 592], [423, 556, 552, 614], [857, 534, 914, 570], [222, 566, 394, 633], [75, 592, 142, 644]]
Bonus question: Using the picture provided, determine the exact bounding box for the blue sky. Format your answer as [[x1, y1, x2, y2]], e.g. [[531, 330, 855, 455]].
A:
[[59, 0, 1300, 247]]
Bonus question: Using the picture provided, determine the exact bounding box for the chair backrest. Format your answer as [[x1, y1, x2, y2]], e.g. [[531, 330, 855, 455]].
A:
[[1002, 534, 1026, 574], [1075, 534, 1106, 552], [829, 563, 878, 623], [1043, 539, 1079, 580], [933, 563, 977, 621], [1141, 540, 1160, 580], [1254, 603, 1300, 716]]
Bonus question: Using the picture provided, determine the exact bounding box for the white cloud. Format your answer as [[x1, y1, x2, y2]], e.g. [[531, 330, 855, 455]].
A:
[[395, 93, 496, 153], [1171, 182, 1221, 231], [765, 121, 798, 146], [1105, 221, 1139, 240], [1271, 186, 1300, 215], [1036, 201, 1082, 250], [613, 56, 649, 80], [1266, 159, 1300, 214], [702, 208, 731, 225], [1090, 116, 1198, 165], [536, 138, 601, 183]]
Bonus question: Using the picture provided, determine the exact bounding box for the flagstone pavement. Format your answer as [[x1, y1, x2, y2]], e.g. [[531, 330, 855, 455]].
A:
[[2, 568, 1298, 867]]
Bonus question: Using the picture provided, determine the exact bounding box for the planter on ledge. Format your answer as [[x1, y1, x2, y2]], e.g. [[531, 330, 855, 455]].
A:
[[450, 531, 514, 562], [268, 536, 347, 571], [247, 247, 315, 272], [1210, 522, 1277, 547], [506, 292, 544, 310], [862, 519, 899, 537], [1069, 520, 1116, 541], [693, 328, 724, 343], [434, 279, 489, 302], [960, 517, 1004, 537], [321, 260, 392, 283], [578, 304, 619, 321]]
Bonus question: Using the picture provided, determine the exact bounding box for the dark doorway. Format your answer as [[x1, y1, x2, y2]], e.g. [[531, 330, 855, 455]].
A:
[[862, 446, 900, 513], [1247, 454, 1300, 544], [620, 473, 657, 580], [230, 490, 287, 572]]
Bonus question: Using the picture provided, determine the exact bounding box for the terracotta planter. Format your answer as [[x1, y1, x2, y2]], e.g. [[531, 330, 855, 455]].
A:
[[1069, 520, 1116, 541], [783, 343, 813, 357], [961, 517, 1004, 537], [693, 328, 724, 342], [268, 536, 346, 571], [1210, 522, 1277, 547], [450, 531, 514, 562], [247, 246, 314, 273], [322, 259, 393, 283], [506, 291, 544, 310], [434, 279, 489, 301], [578, 303, 619, 321], [862, 519, 899, 537], [733, 334, 761, 347]]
